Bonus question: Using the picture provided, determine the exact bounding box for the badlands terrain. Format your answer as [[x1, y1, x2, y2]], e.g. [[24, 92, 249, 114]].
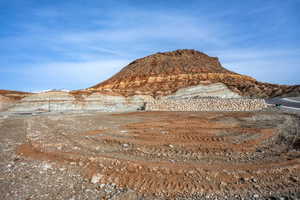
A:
[[0, 49, 299, 200]]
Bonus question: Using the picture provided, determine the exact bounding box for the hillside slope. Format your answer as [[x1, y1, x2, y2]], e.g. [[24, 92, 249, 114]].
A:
[[90, 49, 300, 98]]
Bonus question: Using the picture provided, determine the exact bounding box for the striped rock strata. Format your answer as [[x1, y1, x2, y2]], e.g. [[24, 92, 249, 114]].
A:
[[0, 95, 13, 111], [0, 90, 31, 112], [90, 49, 300, 98], [7, 91, 152, 112], [162, 83, 241, 99]]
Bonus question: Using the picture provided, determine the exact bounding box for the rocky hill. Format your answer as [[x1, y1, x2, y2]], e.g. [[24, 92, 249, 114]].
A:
[[1, 49, 300, 113], [90, 49, 300, 98]]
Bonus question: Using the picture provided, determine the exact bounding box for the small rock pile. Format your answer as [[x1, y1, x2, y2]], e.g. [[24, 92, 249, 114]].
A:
[[146, 98, 268, 112]]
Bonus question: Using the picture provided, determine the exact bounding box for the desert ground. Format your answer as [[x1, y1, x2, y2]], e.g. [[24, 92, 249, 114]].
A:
[[0, 109, 299, 200]]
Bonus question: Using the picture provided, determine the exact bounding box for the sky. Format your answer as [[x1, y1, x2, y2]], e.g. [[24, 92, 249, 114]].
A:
[[0, 0, 300, 92]]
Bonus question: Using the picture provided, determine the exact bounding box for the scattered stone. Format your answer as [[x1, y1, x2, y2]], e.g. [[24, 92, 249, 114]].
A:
[[122, 143, 129, 148], [42, 163, 52, 171], [239, 177, 246, 184], [146, 98, 268, 112], [91, 173, 103, 184], [289, 176, 298, 182], [251, 178, 257, 183], [111, 190, 138, 200], [279, 197, 288, 200], [1, 108, 299, 200]]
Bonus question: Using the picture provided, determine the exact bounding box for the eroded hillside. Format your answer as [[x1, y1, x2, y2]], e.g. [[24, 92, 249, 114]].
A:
[[90, 49, 300, 98]]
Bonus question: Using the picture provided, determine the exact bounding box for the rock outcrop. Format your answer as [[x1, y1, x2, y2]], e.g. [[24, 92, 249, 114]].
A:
[[0, 95, 12, 111], [162, 83, 241, 99], [7, 91, 152, 112], [90, 49, 300, 98], [0, 90, 31, 100], [0, 90, 31, 112]]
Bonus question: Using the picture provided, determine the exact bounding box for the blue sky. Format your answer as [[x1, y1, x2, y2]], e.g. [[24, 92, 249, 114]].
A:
[[0, 0, 299, 92]]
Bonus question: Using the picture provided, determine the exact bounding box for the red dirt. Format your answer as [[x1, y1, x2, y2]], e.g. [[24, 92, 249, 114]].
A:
[[17, 112, 300, 198]]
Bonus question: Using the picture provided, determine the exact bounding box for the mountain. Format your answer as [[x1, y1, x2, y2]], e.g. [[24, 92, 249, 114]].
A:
[[89, 49, 300, 98]]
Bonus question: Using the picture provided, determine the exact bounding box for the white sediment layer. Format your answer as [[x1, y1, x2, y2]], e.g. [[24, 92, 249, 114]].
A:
[[2, 83, 265, 112], [7, 91, 153, 112], [163, 83, 240, 99]]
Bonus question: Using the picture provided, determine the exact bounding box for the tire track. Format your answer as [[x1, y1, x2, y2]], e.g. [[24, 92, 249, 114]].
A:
[[17, 111, 300, 198]]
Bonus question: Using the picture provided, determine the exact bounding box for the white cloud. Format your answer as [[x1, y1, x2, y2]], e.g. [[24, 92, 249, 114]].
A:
[[55, 11, 232, 49], [1, 4, 299, 91]]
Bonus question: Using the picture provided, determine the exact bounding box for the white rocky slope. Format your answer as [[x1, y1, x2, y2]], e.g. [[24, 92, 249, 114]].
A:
[[162, 83, 240, 99], [2, 83, 267, 113]]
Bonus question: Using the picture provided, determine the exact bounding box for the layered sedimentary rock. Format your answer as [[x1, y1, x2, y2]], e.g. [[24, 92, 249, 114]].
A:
[[0, 90, 31, 112], [90, 49, 300, 98], [0, 90, 31, 100], [8, 91, 152, 112], [0, 95, 12, 111], [162, 83, 241, 99]]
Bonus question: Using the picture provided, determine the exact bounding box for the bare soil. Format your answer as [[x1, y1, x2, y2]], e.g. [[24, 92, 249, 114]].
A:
[[0, 111, 299, 200]]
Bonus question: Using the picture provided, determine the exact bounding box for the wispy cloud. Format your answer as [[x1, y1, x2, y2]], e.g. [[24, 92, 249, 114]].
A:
[[0, 0, 299, 91], [58, 13, 228, 46]]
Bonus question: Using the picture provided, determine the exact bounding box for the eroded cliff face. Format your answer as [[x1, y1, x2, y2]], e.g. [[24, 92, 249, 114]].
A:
[[0, 90, 31, 100], [7, 91, 153, 112], [0, 95, 12, 111], [0, 90, 32, 112], [90, 49, 300, 98]]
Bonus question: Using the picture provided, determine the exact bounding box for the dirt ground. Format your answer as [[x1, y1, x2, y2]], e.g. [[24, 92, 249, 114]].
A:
[[0, 111, 299, 200]]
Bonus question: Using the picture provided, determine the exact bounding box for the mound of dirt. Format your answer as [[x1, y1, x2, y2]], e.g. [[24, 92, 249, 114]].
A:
[[90, 49, 300, 98]]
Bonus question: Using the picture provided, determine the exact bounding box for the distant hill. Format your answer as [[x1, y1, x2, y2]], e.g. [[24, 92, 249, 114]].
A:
[[89, 49, 300, 98]]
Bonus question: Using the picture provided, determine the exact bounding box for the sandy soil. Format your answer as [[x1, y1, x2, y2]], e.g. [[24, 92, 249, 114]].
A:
[[0, 111, 299, 200]]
